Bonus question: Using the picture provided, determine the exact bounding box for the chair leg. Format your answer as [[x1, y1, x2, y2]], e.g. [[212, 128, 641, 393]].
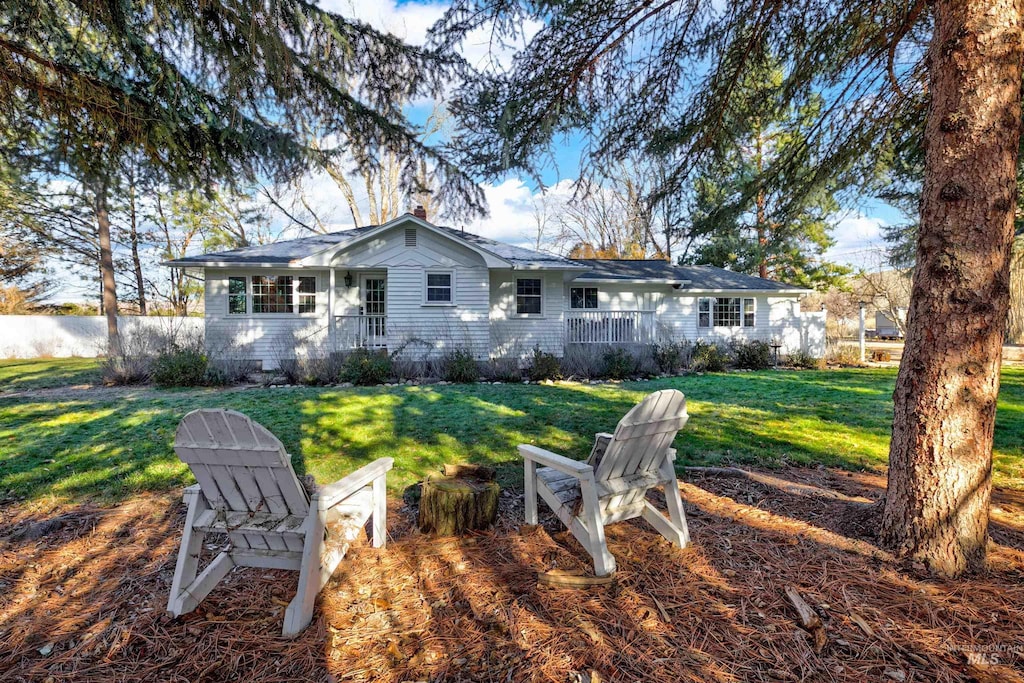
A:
[[167, 489, 208, 617], [284, 506, 327, 638], [372, 476, 387, 548], [659, 459, 690, 548], [579, 478, 616, 576], [641, 501, 688, 548], [524, 459, 538, 525]]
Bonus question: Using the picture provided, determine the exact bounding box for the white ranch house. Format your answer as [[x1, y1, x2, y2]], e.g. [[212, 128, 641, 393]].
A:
[[164, 213, 825, 368]]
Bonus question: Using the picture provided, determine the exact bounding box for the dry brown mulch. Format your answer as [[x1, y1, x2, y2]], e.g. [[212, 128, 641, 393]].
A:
[[2, 468, 1023, 683]]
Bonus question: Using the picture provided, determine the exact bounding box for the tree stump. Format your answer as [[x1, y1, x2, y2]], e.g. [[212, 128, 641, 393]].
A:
[[418, 465, 500, 535]]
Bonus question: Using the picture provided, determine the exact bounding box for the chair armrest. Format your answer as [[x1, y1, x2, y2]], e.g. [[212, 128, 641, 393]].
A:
[[314, 457, 394, 510], [666, 448, 677, 462], [594, 432, 614, 442], [182, 483, 201, 504], [519, 445, 593, 478]]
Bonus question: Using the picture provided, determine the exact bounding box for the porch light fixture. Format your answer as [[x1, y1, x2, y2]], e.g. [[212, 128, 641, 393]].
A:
[[344, 271, 353, 288]]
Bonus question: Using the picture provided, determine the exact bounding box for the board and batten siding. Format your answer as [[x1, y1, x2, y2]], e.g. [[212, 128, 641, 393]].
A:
[[333, 224, 491, 358], [204, 268, 329, 368], [489, 270, 567, 357]]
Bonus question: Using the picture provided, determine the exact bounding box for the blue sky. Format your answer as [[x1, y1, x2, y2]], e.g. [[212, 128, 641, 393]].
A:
[[337, 0, 899, 270]]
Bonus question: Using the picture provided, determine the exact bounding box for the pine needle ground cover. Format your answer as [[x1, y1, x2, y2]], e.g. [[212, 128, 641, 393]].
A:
[[2, 471, 1023, 682], [2, 361, 1024, 681], [1, 363, 1023, 504]]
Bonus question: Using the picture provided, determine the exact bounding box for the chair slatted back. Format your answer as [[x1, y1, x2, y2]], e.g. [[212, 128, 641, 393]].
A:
[[175, 409, 310, 519], [593, 389, 688, 486]]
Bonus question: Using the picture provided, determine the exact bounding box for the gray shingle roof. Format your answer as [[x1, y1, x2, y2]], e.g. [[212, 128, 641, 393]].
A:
[[164, 225, 380, 265], [162, 217, 805, 291], [163, 218, 583, 269], [574, 259, 806, 291]]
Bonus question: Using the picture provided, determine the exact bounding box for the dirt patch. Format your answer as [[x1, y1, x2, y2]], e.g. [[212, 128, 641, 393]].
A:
[[2, 468, 1023, 682]]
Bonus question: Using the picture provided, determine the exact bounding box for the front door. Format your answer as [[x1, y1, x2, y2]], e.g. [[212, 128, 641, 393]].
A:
[[360, 276, 386, 346]]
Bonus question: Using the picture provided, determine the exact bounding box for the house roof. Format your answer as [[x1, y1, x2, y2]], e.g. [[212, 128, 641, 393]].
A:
[[162, 215, 583, 270], [573, 259, 807, 292], [162, 215, 806, 292]]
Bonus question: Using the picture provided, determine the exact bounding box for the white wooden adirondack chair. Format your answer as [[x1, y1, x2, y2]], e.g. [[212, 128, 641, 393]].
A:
[[167, 408, 392, 637], [519, 389, 690, 576]]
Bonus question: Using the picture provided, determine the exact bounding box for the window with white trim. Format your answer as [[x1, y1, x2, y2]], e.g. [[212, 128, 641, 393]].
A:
[[228, 277, 247, 314], [698, 297, 756, 328], [516, 278, 543, 315], [698, 297, 711, 328], [714, 297, 741, 327], [244, 275, 317, 314], [425, 271, 453, 304], [570, 286, 598, 309], [743, 297, 755, 327], [252, 275, 293, 313], [297, 276, 317, 313]]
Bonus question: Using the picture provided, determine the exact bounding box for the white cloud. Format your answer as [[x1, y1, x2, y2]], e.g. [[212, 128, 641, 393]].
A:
[[823, 213, 891, 269], [321, 0, 540, 72]]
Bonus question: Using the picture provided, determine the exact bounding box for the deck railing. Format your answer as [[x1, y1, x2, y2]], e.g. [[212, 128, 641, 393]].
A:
[[334, 315, 388, 349], [565, 310, 655, 344]]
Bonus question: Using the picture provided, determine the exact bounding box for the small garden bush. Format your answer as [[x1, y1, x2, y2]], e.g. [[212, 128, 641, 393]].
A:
[[440, 348, 480, 383], [602, 347, 636, 380], [691, 340, 728, 372], [561, 344, 604, 379], [787, 349, 822, 369], [151, 345, 209, 387], [732, 340, 774, 370], [654, 340, 691, 374], [279, 355, 344, 386], [340, 348, 393, 385], [526, 346, 562, 381], [826, 343, 864, 367], [485, 357, 521, 382]]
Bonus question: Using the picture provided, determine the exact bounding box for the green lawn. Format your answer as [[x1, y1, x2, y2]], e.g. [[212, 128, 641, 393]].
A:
[[1, 361, 1022, 504], [0, 357, 103, 392]]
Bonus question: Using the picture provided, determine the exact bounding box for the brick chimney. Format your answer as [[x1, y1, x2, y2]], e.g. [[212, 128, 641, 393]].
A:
[[413, 204, 427, 220]]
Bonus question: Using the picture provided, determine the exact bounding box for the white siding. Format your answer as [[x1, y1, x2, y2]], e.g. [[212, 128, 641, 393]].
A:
[[335, 224, 491, 358], [490, 270, 567, 357], [204, 268, 329, 368], [566, 282, 816, 352]]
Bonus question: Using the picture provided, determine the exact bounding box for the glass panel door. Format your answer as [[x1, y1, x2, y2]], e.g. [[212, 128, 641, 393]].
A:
[[361, 277, 386, 345]]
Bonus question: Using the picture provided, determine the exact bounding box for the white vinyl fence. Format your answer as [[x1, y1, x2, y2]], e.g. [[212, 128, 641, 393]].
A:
[[0, 315, 204, 359]]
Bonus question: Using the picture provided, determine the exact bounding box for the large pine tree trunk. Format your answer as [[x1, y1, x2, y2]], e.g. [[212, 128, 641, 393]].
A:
[[94, 184, 121, 355], [879, 0, 1024, 576]]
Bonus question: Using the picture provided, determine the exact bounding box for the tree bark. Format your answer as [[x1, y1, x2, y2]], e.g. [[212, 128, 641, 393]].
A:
[[94, 183, 121, 354], [754, 121, 769, 280], [879, 0, 1024, 576], [127, 171, 147, 315]]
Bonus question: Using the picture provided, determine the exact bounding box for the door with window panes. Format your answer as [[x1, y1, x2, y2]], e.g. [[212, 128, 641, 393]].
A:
[[360, 276, 386, 347]]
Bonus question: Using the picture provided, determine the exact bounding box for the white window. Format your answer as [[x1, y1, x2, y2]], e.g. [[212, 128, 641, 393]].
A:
[[297, 276, 317, 313], [245, 275, 316, 314], [252, 275, 293, 313], [228, 277, 247, 314], [570, 286, 598, 309], [698, 297, 711, 328], [516, 278, 543, 315], [425, 270, 454, 304], [713, 297, 741, 327], [698, 297, 757, 328]]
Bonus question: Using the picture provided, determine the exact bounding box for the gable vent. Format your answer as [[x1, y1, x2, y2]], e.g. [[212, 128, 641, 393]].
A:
[[405, 228, 417, 247]]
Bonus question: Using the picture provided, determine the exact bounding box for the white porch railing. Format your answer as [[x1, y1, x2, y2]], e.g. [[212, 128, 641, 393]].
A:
[[334, 315, 388, 349], [565, 310, 656, 344]]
